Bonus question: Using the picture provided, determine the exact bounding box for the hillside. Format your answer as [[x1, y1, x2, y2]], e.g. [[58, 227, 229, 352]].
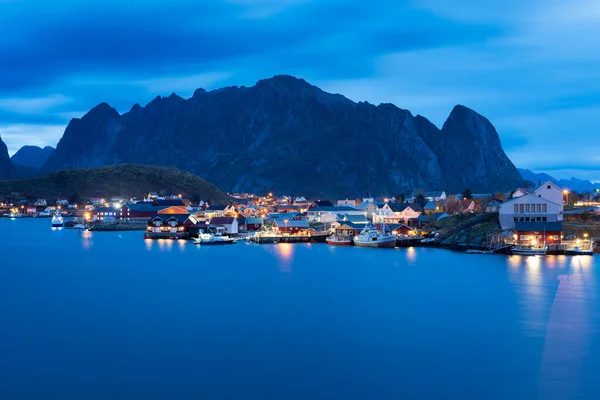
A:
[[42, 75, 524, 198], [0, 164, 230, 203]]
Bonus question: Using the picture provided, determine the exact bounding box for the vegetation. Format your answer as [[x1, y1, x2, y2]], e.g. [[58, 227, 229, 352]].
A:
[[425, 212, 501, 247], [461, 187, 473, 199], [0, 164, 230, 203]]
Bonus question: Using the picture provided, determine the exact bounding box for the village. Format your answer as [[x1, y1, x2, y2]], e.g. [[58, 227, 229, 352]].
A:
[[2, 181, 599, 255]]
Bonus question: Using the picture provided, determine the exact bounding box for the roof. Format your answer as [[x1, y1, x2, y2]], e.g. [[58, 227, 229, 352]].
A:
[[126, 202, 160, 212], [274, 219, 310, 228], [335, 222, 366, 230], [246, 217, 263, 224], [307, 205, 358, 212], [94, 206, 115, 213], [388, 203, 415, 212], [424, 191, 445, 197], [423, 202, 437, 210], [433, 212, 450, 221], [501, 193, 561, 206], [209, 217, 237, 225], [151, 214, 191, 223], [340, 214, 368, 223], [152, 199, 185, 207], [206, 204, 228, 211], [515, 221, 563, 232], [312, 200, 334, 207]]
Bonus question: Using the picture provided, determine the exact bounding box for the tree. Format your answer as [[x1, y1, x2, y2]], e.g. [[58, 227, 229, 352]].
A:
[[444, 196, 461, 214], [462, 188, 473, 199], [394, 193, 405, 204], [415, 193, 427, 208]]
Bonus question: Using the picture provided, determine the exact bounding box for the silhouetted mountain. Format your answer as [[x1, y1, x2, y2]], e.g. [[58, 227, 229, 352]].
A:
[[11, 145, 54, 168], [43, 75, 524, 198], [0, 135, 11, 179], [518, 168, 600, 193]]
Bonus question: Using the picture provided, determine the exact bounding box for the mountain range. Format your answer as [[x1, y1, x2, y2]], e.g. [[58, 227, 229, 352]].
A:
[[10, 145, 54, 168], [3, 75, 525, 197], [518, 168, 600, 193]]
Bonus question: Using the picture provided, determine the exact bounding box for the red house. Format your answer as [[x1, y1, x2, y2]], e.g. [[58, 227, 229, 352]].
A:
[[273, 218, 310, 234], [146, 214, 198, 239], [515, 221, 563, 245]]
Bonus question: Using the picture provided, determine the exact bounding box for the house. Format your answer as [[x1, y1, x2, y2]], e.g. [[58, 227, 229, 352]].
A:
[[332, 222, 364, 238], [424, 191, 447, 202], [306, 205, 365, 223], [56, 199, 69, 206], [92, 206, 118, 221], [514, 221, 563, 245], [35, 199, 47, 207], [309, 200, 334, 209], [337, 214, 369, 225], [511, 187, 531, 198], [246, 217, 263, 231], [485, 200, 503, 213], [388, 223, 414, 236], [460, 199, 476, 213], [26, 206, 38, 214], [116, 203, 162, 221], [357, 201, 385, 218], [373, 203, 422, 224], [273, 218, 310, 234], [337, 199, 357, 207], [204, 204, 228, 218], [531, 181, 564, 205], [208, 217, 239, 234], [498, 194, 563, 230], [147, 214, 198, 238], [90, 198, 106, 206], [423, 202, 438, 214]]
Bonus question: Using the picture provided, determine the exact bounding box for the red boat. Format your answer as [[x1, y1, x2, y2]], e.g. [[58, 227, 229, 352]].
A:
[[326, 235, 353, 245]]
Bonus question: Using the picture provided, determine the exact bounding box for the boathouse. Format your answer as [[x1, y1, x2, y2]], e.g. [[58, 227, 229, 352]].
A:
[[273, 218, 310, 234], [514, 221, 563, 245], [146, 214, 198, 239], [208, 217, 239, 234]]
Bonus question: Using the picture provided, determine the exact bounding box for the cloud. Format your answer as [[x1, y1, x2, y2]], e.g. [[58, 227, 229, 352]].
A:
[[0, 124, 65, 155], [0, 94, 71, 113]]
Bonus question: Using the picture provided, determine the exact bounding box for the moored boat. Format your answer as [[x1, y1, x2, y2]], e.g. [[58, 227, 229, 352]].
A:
[[51, 212, 64, 228], [326, 235, 353, 245], [565, 245, 594, 256], [353, 223, 397, 248], [193, 233, 236, 245], [511, 245, 547, 256]]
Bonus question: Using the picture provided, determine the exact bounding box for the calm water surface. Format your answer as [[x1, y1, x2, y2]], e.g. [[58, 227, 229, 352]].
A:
[[1, 219, 599, 399]]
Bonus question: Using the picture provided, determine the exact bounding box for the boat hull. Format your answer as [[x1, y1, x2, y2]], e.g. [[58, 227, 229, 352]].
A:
[[565, 249, 594, 256], [51, 223, 63, 228], [326, 238, 353, 245], [511, 247, 547, 256], [353, 238, 397, 248]]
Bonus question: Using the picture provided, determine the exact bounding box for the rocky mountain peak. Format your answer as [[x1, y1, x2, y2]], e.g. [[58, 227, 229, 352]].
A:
[[0, 134, 12, 179], [10, 145, 54, 168]]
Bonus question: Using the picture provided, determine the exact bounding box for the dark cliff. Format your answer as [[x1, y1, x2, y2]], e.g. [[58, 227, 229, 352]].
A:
[[43, 75, 523, 197]]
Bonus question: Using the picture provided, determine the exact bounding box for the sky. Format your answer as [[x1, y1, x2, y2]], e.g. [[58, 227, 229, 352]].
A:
[[0, 0, 599, 181]]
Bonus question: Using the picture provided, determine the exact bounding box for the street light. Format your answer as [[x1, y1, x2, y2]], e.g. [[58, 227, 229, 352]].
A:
[[563, 189, 569, 206]]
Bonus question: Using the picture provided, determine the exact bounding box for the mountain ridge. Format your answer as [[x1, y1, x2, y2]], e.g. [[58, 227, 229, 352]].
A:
[[11, 145, 55, 168], [518, 168, 600, 193], [42, 75, 524, 197]]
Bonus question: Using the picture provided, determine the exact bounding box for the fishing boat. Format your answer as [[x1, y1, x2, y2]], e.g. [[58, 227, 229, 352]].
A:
[[511, 245, 547, 256], [326, 235, 353, 245], [193, 233, 236, 245], [51, 212, 64, 228], [353, 223, 397, 248]]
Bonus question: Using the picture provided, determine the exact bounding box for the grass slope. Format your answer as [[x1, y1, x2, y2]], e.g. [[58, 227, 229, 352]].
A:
[[0, 164, 230, 203]]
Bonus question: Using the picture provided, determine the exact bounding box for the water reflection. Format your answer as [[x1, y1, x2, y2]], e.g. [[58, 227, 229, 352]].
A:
[[274, 243, 294, 273], [406, 247, 417, 263], [145, 239, 153, 251], [81, 229, 93, 250]]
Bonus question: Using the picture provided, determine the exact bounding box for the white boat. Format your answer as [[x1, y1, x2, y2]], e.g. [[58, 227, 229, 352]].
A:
[[565, 245, 594, 256], [73, 223, 86, 230], [353, 223, 397, 248], [51, 212, 64, 228], [193, 233, 236, 245], [511, 245, 547, 256]]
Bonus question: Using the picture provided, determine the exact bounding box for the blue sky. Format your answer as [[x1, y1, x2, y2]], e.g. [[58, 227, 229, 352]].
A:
[[1, 0, 599, 181]]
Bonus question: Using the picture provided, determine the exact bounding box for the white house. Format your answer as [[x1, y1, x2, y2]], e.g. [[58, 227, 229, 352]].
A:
[[499, 194, 563, 230], [357, 201, 385, 218], [532, 181, 564, 205], [307, 206, 366, 223], [208, 217, 239, 234], [424, 191, 447, 202], [35, 199, 47, 207], [373, 203, 422, 224]]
